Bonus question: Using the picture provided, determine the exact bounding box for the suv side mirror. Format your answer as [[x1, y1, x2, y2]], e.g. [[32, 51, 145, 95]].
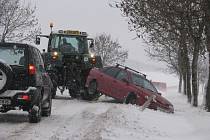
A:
[[35, 37, 40, 45], [158, 92, 162, 96]]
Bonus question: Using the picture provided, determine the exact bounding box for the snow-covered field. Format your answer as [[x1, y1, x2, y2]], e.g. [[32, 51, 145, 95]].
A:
[[0, 87, 210, 140]]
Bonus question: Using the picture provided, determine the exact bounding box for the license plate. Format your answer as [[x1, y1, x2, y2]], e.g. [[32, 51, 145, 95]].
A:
[[0, 99, 11, 105]]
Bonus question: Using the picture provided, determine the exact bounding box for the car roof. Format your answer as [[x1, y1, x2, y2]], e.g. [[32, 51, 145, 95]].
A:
[[105, 66, 147, 79]]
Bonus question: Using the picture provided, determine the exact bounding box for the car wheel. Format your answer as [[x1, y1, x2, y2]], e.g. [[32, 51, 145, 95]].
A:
[[29, 103, 42, 123], [0, 61, 13, 94], [42, 94, 52, 117], [124, 93, 137, 105]]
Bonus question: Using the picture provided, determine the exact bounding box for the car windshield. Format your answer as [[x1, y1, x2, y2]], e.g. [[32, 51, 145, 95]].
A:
[[131, 73, 158, 93], [0, 45, 26, 66], [50, 35, 88, 54]]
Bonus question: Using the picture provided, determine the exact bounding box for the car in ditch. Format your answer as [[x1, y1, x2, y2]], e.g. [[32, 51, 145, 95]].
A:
[[85, 64, 174, 113], [0, 43, 53, 123]]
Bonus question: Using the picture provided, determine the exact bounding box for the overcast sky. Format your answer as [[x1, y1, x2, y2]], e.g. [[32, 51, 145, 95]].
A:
[[32, 0, 149, 60]]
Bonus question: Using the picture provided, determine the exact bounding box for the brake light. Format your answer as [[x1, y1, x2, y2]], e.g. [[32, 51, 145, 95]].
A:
[[22, 95, 30, 100], [17, 95, 30, 101], [29, 64, 36, 75]]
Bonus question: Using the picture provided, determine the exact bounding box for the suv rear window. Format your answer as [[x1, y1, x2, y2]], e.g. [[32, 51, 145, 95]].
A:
[[0, 45, 26, 66]]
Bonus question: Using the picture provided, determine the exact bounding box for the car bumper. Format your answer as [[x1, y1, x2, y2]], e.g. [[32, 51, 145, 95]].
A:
[[0, 87, 37, 109]]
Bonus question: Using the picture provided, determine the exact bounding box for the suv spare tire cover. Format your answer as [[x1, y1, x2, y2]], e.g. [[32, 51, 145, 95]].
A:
[[0, 60, 13, 94]]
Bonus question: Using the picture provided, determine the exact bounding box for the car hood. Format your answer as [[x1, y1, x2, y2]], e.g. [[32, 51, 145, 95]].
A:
[[154, 93, 173, 106]]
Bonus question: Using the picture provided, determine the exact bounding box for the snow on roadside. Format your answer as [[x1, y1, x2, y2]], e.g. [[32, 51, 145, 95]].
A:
[[98, 87, 210, 140]]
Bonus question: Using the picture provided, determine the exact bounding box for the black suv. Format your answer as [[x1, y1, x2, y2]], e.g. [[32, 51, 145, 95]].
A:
[[0, 43, 53, 123]]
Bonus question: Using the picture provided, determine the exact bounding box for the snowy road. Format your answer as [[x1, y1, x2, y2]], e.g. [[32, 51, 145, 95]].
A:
[[0, 88, 210, 140], [0, 93, 115, 140]]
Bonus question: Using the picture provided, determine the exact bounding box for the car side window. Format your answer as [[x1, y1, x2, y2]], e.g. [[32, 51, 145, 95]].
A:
[[35, 48, 45, 72], [116, 70, 128, 81], [131, 73, 144, 87], [143, 80, 158, 93], [104, 67, 120, 78], [31, 48, 44, 72]]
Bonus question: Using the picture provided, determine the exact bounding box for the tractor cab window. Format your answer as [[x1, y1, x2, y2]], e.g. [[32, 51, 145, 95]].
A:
[[49, 34, 88, 54], [50, 35, 59, 49]]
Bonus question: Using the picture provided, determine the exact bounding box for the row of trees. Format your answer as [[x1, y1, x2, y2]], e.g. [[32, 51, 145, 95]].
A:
[[114, 0, 210, 110]]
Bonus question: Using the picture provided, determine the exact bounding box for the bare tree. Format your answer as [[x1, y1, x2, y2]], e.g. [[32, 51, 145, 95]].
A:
[[0, 0, 40, 43], [94, 33, 128, 66], [204, 0, 210, 111]]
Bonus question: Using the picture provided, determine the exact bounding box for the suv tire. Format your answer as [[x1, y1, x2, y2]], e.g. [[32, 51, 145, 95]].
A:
[[0, 61, 13, 94], [29, 103, 42, 123], [42, 94, 52, 117]]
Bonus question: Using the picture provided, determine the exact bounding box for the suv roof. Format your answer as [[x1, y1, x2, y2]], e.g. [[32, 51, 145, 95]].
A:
[[0, 42, 28, 46], [0, 42, 39, 51]]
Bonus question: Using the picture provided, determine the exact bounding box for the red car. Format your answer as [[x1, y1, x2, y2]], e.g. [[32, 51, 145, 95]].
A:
[[85, 64, 174, 113]]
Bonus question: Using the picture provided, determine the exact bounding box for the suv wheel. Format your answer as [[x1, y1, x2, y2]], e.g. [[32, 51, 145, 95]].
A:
[[42, 94, 52, 117], [29, 103, 42, 123], [0, 61, 13, 93]]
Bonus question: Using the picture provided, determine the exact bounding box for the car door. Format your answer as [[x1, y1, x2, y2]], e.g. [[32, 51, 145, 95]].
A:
[[110, 69, 130, 101], [100, 67, 120, 96], [130, 73, 150, 105], [142, 79, 158, 108], [34, 48, 51, 101]]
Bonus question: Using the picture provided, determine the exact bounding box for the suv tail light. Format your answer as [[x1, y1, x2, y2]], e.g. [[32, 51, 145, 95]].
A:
[[29, 64, 36, 75], [17, 94, 30, 101]]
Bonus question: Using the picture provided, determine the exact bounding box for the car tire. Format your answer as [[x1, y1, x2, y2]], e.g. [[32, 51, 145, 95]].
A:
[[85, 80, 100, 101], [124, 93, 137, 105], [42, 94, 52, 117], [0, 61, 13, 94], [29, 103, 42, 123]]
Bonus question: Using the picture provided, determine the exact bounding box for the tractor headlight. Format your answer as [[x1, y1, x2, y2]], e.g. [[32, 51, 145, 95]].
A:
[[90, 53, 95, 58], [52, 51, 59, 59]]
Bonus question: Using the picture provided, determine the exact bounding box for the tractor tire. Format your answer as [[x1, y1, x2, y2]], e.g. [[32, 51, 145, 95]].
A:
[[84, 80, 100, 101], [69, 89, 77, 98]]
